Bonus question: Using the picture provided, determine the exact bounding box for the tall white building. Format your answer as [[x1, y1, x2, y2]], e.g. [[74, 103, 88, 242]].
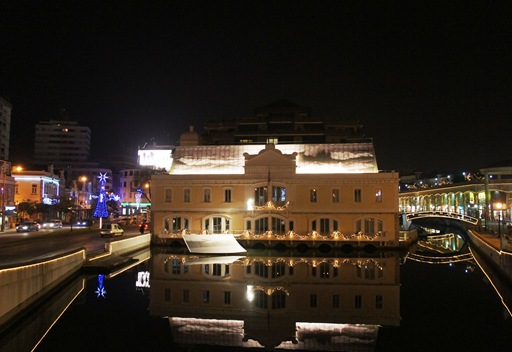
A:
[[34, 119, 91, 165], [0, 97, 12, 161]]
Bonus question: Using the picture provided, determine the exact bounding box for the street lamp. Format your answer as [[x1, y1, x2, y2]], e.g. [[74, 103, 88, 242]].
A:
[[495, 202, 503, 238], [0, 161, 10, 232]]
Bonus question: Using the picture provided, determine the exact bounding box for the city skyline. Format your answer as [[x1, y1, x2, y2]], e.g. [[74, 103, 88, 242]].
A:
[[1, 1, 511, 173]]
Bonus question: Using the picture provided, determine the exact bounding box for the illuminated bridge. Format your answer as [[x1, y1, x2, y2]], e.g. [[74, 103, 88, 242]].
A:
[[405, 211, 479, 226]]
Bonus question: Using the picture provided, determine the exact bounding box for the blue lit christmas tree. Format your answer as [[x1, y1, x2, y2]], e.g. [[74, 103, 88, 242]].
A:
[[93, 173, 109, 218]]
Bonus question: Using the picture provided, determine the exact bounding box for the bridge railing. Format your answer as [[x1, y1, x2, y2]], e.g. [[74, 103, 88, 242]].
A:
[[405, 211, 479, 225]]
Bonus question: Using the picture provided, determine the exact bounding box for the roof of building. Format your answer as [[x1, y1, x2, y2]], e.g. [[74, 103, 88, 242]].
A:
[[170, 142, 377, 175]]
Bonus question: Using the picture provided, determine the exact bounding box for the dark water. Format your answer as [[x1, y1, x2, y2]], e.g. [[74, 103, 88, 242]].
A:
[[7, 243, 512, 352]]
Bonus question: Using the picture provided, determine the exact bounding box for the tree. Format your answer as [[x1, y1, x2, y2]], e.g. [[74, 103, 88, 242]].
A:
[[17, 201, 37, 220]]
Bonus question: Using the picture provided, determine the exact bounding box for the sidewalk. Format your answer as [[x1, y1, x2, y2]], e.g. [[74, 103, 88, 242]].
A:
[[470, 229, 502, 251]]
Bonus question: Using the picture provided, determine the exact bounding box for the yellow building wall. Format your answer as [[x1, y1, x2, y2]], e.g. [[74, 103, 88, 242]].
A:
[[151, 171, 399, 241]]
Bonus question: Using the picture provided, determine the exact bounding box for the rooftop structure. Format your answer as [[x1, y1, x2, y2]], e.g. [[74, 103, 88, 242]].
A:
[[201, 99, 365, 145]]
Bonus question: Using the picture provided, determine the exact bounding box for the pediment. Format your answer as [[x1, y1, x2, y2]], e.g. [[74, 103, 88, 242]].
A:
[[244, 144, 297, 175]]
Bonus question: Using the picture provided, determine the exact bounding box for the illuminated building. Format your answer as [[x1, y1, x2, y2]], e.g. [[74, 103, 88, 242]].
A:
[[151, 102, 400, 244], [12, 169, 60, 221], [118, 168, 152, 217], [399, 163, 512, 223]]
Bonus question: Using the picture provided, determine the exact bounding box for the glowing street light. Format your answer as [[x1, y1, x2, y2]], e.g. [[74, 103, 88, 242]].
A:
[[494, 202, 504, 238]]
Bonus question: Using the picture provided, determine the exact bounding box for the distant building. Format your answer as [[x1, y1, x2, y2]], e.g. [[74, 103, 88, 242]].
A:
[[0, 160, 15, 230], [34, 118, 91, 166], [12, 168, 60, 221], [201, 99, 365, 145], [0, 97, 12, 161], [117, 167, 152, 217]]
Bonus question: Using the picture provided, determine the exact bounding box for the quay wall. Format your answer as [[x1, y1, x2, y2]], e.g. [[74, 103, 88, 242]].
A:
[[0, 249, 85, 331], [153, 231, 417, 252], [105, 233, 151, 256], [468, 230, 512, 283]]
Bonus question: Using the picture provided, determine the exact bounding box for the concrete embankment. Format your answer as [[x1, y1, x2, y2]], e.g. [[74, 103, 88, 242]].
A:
[[467, 229, 512, 285], [0, 249, 85, 333], [0, 234, 152, 335], [84, 234, 152, 273]]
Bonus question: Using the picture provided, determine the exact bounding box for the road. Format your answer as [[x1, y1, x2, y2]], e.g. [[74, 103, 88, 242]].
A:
[[0, 223, 143, 267]]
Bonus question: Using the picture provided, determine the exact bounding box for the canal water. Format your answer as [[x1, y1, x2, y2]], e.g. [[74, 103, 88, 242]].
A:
[[5, 240, 512, 352]]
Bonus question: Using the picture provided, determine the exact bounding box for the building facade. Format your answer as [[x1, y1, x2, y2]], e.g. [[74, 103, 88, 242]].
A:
[[117, 167, 153, 217], [0, 97, 12, 161], [0, 160, 15, 230], [34, 119, 91, 165], [12, 169, 60, 222], [151, 135, 399, 244], [399, 164, 512, 225]]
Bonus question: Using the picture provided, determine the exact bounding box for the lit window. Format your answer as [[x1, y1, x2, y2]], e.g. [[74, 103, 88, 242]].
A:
[[254, 186, 267, 206], [272, 186, 286, 205], [310, 188, 317, 203], [332, 188, 340, 203], [375, 189, 382, 203]]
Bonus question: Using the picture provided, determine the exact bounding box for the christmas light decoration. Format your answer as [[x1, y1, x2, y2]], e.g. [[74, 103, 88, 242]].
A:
[[93, 172, 109, 218]]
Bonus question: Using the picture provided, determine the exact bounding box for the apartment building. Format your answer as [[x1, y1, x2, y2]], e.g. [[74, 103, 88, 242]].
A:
[[0, 97, 12, 161], [34, 119, 91, 166]]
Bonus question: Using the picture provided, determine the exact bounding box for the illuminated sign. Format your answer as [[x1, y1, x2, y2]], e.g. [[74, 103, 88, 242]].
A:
[[138, 149, 173, 171], [136, 271, 150, 288]]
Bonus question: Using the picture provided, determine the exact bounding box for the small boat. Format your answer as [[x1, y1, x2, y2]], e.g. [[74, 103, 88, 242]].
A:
[[182, 233, 247, 254]]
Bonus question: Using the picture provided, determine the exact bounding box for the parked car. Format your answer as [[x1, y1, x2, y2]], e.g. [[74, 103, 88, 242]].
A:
[[75, 219, 93, 227], [99, 223, 124, 237], [16, 221, 41, 232], [41, 219, 63, 229]]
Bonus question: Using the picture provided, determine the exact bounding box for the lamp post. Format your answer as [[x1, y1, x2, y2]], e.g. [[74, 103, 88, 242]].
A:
[[495, 202, 503, 238], [1, 165, 5, 232], [0, 161, 9, 232]]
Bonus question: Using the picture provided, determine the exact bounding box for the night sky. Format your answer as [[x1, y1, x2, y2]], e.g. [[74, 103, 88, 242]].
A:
[[1, 1, 511, 173]]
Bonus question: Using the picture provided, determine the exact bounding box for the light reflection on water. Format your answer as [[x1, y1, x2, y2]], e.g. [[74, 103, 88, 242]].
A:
[[4, 243, 512, 352]]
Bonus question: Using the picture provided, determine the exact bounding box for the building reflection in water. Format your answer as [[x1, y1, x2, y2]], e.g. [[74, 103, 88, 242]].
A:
[[149, 250, 402, 351]]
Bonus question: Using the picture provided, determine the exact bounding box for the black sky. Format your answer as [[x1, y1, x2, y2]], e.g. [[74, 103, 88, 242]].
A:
[[1, 1, 511, 173]]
